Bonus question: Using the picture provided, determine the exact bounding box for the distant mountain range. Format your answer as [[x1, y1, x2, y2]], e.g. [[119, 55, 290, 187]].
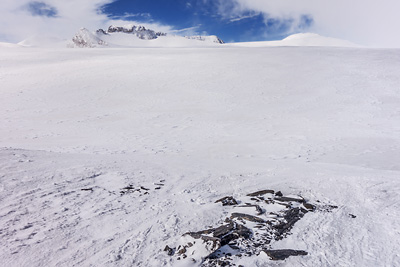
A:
[[9, 26, 357, 48], [70, 25, 224, 48]]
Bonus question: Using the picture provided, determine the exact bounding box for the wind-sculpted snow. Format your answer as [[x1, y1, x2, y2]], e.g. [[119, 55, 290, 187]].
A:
[[0, 46, 400, 266]]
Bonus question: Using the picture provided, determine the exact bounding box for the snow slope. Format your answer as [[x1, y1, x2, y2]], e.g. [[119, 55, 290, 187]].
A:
[[0, 45, 400, 266], [97, 33, 223, 48], [17, 35, 68, 48], [229, 33, 359, 47]]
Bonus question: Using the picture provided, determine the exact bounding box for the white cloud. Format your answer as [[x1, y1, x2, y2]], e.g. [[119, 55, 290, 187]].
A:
[[0, 0, 175, 43], [109, 12, 152, 20], [168, 25, 202, 36], [229, 13, 260, 23], [0, 0, 115, 42], [218, 0, 400, 47]]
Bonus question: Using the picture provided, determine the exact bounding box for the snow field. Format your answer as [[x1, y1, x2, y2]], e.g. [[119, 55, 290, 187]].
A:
[[1, 45, 400, 266]]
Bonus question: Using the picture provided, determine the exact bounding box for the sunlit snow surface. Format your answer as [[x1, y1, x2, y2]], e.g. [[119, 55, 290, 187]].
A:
[[1, 44, 400, 266]]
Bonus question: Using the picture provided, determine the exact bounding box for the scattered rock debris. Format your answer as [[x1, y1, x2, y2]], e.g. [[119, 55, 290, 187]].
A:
[[80, 188, 93, 192], [120, 180, 166, 196], [164, 245, 175, 256], [215, 196, 238, 206], [165, 189, 337, 266], [120, 185, 139, 195]]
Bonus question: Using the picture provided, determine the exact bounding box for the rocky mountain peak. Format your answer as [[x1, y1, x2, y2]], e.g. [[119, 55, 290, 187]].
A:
[[70, 25, 224, 48], [100, 25, 166, 40]]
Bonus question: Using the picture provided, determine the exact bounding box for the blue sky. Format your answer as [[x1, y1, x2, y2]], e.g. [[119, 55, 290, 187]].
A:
[[0, 0, 400, 47], [102, 0, 312, 42]]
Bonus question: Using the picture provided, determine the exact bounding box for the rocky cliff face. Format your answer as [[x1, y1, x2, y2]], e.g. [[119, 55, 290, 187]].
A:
[[104, 25, 166, 40]]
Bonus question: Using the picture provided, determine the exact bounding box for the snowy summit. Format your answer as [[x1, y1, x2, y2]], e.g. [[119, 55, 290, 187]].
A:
[[69, 25, 224, 48]]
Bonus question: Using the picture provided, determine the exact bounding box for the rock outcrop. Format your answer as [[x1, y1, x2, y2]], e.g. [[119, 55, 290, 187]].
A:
[[70, 28, 107, 48], [165, 189, 337, 266]]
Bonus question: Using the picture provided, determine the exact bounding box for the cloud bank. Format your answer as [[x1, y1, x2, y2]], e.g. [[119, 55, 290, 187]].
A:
[[0, 0, 173, 43], [217, 0, 400, 47]]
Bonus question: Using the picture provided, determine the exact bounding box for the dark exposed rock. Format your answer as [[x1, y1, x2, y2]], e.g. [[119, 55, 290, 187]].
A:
[[156, 32, 167, 37], [103, 25, 161, 40], [123, 185, 135, 190], [120, 182, 164, 195], [263, 249, 308, 260], [164, 245, 174, 256], [81, 188, 93, 191], [120, 185, 140, 195], [303, 202, 316, 211], [213, 222, 235, 238], [177, 246, 186, 255], [247, 190, 275, 197], [166, 189, 335, 266], [187, 222, 234, 239], [215, 196, 238, 206], [96, 29, 107, 35], [220, 223, 252, 246], [233, 224, 252, 239], [273, 207, 307, 238], [187, 220, 252, 247], [274, 196, 304, 203]]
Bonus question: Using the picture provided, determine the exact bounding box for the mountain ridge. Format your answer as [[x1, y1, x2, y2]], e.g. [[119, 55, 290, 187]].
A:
[[70, 25, 224, 48]]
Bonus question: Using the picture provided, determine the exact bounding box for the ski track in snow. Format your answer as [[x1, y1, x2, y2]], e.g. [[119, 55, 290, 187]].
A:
[[1, 46, 400, 266]]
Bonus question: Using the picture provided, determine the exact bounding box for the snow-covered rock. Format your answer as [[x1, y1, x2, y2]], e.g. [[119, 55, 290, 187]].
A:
[[69, 25, 224, 48], [106, 24, 164, 40], [70, 28, 107, 48]]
